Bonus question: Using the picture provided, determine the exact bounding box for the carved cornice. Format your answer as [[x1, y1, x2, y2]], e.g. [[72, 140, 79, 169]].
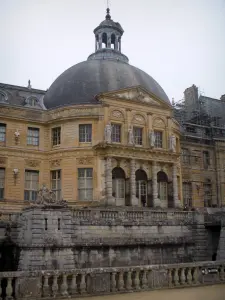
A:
[[50, 159, 61, 168], [77, 157, 94, 165]]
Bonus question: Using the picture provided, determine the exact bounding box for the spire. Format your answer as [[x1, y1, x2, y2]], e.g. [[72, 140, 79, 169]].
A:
[[105, 7, 111, 20]]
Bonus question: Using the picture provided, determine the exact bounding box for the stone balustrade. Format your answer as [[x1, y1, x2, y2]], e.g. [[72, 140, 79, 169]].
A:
[[0, 261, 224, 299], [72, 208, 195, 225]]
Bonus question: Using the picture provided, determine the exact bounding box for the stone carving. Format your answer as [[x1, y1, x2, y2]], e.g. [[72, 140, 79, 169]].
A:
[[170, 135, 176, 152], [128, 127, 134, 145], [104, 123, 112, 143], [0, 157, 6, 164], [153, 118, 165, 128], [25, 160, 40, 168], [14, 129, 20, 139], [34, 185, 67, 206], [50, 159, 61, 168], [149, 131, 156, 147], [133, 114, 145, 123], [114, 89, 161, 106], [111, 110, 123, 119], [77, 157, 93, 165]]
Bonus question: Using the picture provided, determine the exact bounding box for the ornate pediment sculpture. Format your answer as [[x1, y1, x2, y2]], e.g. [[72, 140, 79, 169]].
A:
[[34, 185, 67, 207]]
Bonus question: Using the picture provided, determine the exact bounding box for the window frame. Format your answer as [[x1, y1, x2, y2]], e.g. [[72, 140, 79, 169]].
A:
[[51, 170, 61, 201], [24, 170, 39, 201], [111, 123, 121, 143], [77, 168, 93, 201], [0, 123, 6, 142], [0, 168, 5, 200], [182, 148, 190, 164], [27, 127, 40, 146], [154, 130, 163, 148], [133, 126, 143, 146], [52, 127, 61, 146], [79, 124, 92, 143], [203, 151, 210, 169]]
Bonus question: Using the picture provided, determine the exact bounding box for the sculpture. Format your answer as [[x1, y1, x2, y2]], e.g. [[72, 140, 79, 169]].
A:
[[128, 127, 134, 145], [104, 123, 112, 143], [170, 135, 176, 152], [149, 131, 156, 147], [35, 184, 67, 206]]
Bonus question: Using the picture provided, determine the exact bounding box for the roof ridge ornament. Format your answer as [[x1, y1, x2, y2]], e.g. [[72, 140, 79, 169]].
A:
[[106, 7, 111, 20]]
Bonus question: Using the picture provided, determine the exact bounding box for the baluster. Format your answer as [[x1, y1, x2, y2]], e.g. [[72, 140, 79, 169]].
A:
[[187, 268, 192, 285], [142, 270, 148, 289], [219, 267, 225, 281], [80, 274, 86, 294], [52, 275, 59, 297], [70, 274, 77, 295], [43, 275, 51, 297], [180, 268, 186, 285], [6, 277, 13, 300], [168, 269, 173, 287], [111, 272, 117, 292], [174, 269, 179, 286], [193, 267, 199, 284], [118, 272, 124, 291], [126, 271, 132, 290], [60, 274, 68, 296], [134, 270, 140, 290]]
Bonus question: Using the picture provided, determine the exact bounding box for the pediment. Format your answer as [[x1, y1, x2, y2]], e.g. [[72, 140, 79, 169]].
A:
[[99, 86, 170, 108]]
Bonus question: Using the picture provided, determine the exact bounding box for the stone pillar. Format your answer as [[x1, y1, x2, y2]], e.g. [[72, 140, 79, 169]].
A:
[[115, 36, 119, 51], [99, 35, 102, 49], [105, 157, 115, 206], [172, 163, 181, 208], [130, 159, 139, 206], [152, 161, 161, 207]]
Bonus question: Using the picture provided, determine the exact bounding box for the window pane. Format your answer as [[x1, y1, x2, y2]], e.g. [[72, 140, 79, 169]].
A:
[[52, 127, 61, 146], [27, 127, 39, 145], [79, 124, 92, 142], [154, 131, 163, 148], [134, 127, 143, 145], [112, 124, 121, 142], [0, 124, 6, 142], [24, 170, 39, 201]]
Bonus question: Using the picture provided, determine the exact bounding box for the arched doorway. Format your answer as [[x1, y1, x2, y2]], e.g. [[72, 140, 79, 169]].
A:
[[157, 171, 168, 207], [135, 169, 148, 207], [112, 167, 126, 205]]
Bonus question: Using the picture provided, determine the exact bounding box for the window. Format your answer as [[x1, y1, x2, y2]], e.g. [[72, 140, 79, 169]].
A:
[[78, 168, 93, 201], [27, 97, 37, 106], [133, 127, 143, 145], [203, 183, 212, 207], [154, 131, 163, 148], [158, 182, 167, 202], [113, 178, 125, 198], [52, 127, 61, 146], [0, 168, 5, 199], [0, 124, 6, 142], [112, 124, 121, 143], [183, 182, 192, 207], [24, 170, 39, 201], [182, 148, 190, 164], [27, 127, 39, 146], [51, 170, 61, 201], [203, 151, 210, 169], [79, 124, 92, 142]]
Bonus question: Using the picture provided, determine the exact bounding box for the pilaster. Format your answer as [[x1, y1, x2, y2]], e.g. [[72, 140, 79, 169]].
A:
[[130, 159, 139, 206]]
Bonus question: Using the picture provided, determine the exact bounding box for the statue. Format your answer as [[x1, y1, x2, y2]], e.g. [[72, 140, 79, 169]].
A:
[[35, 184, 67, 206], [149, 131, 156, 147], [128, 127, 134, 145], [170, 135, 176, 152], [104, 123, 112, 143]]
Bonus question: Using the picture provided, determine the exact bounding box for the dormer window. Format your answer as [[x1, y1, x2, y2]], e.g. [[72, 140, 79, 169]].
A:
[[0, 90, 8, 103], [25, 96, 39, 107]]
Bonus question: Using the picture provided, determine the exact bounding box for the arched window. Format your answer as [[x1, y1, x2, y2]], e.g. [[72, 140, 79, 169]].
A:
[[112, 167, 125, 200], [135, 169, 148, 207], [157, 171, 168, 203], [102, 33, 107, 48], [26, 97, 38, 106], [111, 34, 116, 49]]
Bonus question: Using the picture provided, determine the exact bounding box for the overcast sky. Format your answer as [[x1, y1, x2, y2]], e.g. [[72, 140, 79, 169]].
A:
[[0, 0, 225, 102]]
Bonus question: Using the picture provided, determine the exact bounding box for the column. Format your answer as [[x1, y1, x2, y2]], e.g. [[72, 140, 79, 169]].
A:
[[99, 34, 102, 49], [115, 36, 119, 51], [152, 161, 161, 207], [172, 163, 181, 208], [130, 159, 139, 206], [105, 157, 115, 206]]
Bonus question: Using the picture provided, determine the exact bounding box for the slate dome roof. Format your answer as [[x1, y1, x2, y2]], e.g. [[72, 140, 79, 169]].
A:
[[44, 59, 170, 109]]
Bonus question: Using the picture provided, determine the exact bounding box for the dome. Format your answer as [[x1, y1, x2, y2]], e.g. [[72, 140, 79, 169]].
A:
[[44, 59, 170, 109]]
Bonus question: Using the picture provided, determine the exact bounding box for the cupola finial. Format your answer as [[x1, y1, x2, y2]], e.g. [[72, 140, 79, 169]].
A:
[[106, 0, 111, 20]]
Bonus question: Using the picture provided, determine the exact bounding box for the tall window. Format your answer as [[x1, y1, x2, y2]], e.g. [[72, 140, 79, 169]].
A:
[[27, 127, 39, 146], [0, 124, 6, 142], [52, 127, 61, 146], [183, 182, 192, 207], [204, 183, 212, 207], [182, 148, 190, 164], [154, 131, 163, 148], [203, 151, 210, 169], [51, 170, 61, 200], [24, 170, 39, 201], [133, 127, 143, 145], [79, 124, 92, 142], [78, 168, 93, 201], [0, 168, 5, 199], [159, 182, 167, 201], [112, 124, 121, 143]]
